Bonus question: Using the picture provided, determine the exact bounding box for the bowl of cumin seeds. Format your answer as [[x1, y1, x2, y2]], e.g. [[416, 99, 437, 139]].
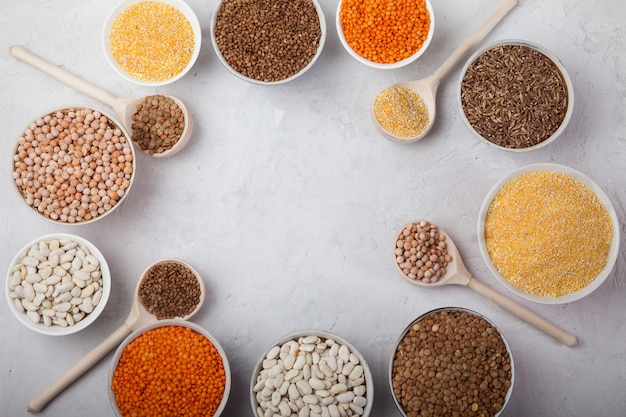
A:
[[458, 40, 573, 151]]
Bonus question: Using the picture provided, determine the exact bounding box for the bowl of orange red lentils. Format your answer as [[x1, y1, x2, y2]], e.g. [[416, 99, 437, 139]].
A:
[[336, 0, 434, 69], [109, 320, 231, 417], [102, 0, 201, 86], [11, 106, 136, 225], [477, 163, 620, 304]]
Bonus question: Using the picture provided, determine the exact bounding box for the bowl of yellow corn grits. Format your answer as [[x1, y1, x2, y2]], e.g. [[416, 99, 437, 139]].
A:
[[102, 0, 201, 86], [477, 163, 620, 304]]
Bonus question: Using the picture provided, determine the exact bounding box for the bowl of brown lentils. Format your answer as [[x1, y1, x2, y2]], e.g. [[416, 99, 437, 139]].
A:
[[458, 40, 574, 151], [11, 106, 136, 225], [210, 0, 326, 85], [390, 307, 514, 417]]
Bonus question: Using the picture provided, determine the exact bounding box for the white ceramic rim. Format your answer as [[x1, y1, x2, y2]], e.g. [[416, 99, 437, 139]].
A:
[[5, 233, 111, 336], [108, 319, 232, 417], [336, 0, 435, 69], [11, 106, 136, 226], [389, 307, 515, 417], [210, 0, 327, 85], [102, 0, 202, 86], [477, 163, 620, 304], [250, 329, 374, 417], [458, 39, 575, 152]]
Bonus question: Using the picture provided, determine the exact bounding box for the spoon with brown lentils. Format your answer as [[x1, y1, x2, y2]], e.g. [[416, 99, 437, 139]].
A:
[[10, 46, 193, 158], [28, 259, 205, 413], [393, 220, 578, 347]]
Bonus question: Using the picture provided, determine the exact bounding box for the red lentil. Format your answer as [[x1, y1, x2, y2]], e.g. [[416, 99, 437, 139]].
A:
[[485, 171, 613, 297], [339, 0, 431, 64], [111, 325, 226, 417]]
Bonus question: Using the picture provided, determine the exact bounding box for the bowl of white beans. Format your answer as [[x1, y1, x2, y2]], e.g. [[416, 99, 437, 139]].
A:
[[250, 330, 373, 417], [11, 106, 136, 225], [5, 233, 111, 336]]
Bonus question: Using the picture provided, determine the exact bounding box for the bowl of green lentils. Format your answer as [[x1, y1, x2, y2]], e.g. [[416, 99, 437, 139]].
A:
[[210, 0, 327, 85], [478, 163, 620, 304], [102, 0, 202, 86]]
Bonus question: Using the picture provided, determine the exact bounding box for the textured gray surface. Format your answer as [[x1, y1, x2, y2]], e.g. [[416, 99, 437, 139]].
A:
[[1, 0, 625, 416]]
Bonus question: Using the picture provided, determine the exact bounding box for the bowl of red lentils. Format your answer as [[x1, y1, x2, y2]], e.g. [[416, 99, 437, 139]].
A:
[[336, 0, 434, 69], [210, 0, 326, 85], [251, 329, 373, 417], [458, 40, 574, 151], [11, 106, 136, 225], [478, 163, 620, 304], [109, 320, 231, 417], [390, 307, 514, 417], [102, 0, 202, 86], [6, 233, 111, 336]]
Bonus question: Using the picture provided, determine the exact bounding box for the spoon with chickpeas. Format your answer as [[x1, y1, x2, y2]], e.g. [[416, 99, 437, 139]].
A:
[[27, 259, 206, 413], [372, 0, 517, 143], [394, 221, 578, 347], [10, 46, 193, 158]]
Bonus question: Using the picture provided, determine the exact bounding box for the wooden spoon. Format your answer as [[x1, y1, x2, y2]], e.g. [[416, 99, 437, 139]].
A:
[[27, 259, 206, 413], [9, 46, 193, 158], [394, 221, 578, 347], [372, 0, 517, 143]]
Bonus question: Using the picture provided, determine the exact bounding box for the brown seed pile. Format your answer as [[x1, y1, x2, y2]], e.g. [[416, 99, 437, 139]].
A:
[[131, 95, 185, 155], [395, 221, 452, 283], [392, 309, 512, 417], [12, 108, 134, 223], [138, 262, 201, 319], [213, 0, 322, 82], [460, 44, 569, 149]]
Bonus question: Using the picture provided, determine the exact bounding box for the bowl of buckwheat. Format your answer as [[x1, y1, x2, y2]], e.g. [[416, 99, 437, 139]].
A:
[[458, 40, 574, 151], [11, 106, 136, 225], [210, 0, 327, 85], [6, 233, 111, 336]]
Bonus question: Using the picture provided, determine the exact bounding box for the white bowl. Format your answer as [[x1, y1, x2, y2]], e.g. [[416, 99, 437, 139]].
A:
[[336, 0, 434, 69], [210, 0, 326, 85], [11, 106, 136, 225], [458, 40, 574, 152], [6, 233, 111, 336], [109, 320, 231, 417], [250, 329, 374, 417], [389, 307, 514, 417], [102, 0, 201, 86], [478, 163, 620, 304]]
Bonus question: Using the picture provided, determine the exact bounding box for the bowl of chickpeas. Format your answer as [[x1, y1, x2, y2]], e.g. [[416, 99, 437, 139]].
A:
[[102, 0, 202, 86], [336, 0, 434, 69], [11, 106, 136, 225], [109, 320, 231, 417]]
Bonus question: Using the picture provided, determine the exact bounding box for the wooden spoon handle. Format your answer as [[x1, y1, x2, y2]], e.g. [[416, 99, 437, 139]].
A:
[[432, 0, 517, 81], [10, 45, 118, 107], [467, 277, 578, 347], [27, 323, 132, 413]]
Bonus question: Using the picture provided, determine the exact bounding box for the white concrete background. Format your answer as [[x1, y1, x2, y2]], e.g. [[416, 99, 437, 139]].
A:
[[1, 0, 624, 416]]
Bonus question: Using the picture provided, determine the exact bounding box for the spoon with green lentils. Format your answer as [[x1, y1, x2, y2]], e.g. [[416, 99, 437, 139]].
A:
[[372, 0, 517, 143], [394, 221, 578, 347], [10, 46, 193, 157], [27, 259, 206, 413]]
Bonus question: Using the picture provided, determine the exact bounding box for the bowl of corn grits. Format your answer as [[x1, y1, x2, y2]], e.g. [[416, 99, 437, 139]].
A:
[[477, 163, 619, 304], [102, 0, 201, 86]]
